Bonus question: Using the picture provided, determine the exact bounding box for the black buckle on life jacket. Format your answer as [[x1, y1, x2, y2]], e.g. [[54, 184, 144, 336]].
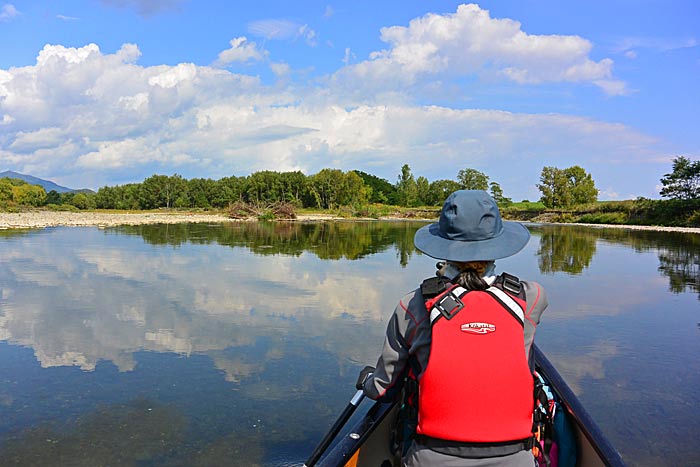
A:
[[501, 272, 522, 295], [435, 291, 464, 320]]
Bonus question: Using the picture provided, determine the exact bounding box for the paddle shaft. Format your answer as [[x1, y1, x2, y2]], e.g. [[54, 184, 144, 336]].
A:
[[304, 389, 365, 467]]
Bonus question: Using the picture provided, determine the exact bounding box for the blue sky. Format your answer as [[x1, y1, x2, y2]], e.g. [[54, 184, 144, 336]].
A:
[[0, 0, 698, 201]]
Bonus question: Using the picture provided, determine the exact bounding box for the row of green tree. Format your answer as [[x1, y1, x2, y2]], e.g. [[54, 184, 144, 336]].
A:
[[1, 156, 697, 212], [0, 166, 518, 211]]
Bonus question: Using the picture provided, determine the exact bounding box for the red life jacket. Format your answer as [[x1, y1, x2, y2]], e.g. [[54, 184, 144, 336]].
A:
[[417, 278, 535, 443]]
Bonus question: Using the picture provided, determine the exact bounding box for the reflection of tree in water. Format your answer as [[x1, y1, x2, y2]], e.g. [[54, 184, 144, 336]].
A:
[[579, 227, 700, 299], [115, 221, 426, 264], [657, 235, 700, 299], [0, 229, 32, 239], [535, 226, 597, 275], [534, 225, 700, 299]]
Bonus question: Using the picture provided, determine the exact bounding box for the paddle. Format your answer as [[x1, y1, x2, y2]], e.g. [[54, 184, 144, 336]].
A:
[[303, 389, 365, 467]]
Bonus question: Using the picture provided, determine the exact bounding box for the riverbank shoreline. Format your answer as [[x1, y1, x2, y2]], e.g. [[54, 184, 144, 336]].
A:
[[1, 210, 699, 234]]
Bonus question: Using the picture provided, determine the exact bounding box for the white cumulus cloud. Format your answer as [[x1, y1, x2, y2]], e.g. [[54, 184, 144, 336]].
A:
[[332, 3, 626, 95], [214, 37, 267, 67]]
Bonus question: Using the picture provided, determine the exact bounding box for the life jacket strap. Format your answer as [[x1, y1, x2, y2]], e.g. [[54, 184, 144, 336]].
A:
[[429, 285, 467, 323], [427, 277, 525, 326], [485, 286, 525, 325]]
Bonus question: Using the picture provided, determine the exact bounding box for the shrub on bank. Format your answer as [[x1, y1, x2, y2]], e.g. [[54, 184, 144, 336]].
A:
[[227, 201, 297, 221], [688, 211, 700, 227], [338, 203, 388, 219], [629, 198, 700, 227], [498, 198, 699, 227], [578, 212, 628, 224]]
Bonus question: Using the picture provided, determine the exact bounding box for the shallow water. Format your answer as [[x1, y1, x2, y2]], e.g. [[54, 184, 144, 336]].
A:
[[0, 222, 698, 466]]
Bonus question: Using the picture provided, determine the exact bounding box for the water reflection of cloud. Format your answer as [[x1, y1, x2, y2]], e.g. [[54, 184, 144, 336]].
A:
[[0, 229, 401, 381], [550, 340, 619, 395]]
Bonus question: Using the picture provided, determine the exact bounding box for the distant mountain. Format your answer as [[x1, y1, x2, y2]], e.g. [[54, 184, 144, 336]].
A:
[[0, 171, 92, 194]]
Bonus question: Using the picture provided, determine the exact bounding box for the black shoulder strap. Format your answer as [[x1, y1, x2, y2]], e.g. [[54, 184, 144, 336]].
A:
[[492, 272, 525, 299], [420, 276, 448, 299]]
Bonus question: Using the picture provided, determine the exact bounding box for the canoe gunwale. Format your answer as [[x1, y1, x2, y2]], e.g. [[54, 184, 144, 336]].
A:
[[532, 345, 626, 467], [316, 397, 399, 466], [317, 344, 626, 467]]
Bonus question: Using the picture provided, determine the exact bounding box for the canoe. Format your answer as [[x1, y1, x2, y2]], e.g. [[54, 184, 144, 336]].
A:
[[311, 344, 626, 467]]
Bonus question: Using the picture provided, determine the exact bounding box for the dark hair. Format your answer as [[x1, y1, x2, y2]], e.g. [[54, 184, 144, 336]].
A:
[[455, 267, 488, 291]]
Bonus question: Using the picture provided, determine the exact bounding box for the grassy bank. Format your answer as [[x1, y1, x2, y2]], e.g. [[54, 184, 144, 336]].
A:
[[502, 198, 700, 228]]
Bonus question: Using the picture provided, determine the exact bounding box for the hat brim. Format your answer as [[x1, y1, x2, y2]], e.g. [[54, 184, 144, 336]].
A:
[[413, 220, 530, 261]]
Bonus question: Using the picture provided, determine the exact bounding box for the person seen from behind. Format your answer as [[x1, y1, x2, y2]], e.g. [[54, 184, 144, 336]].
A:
[[357, 190, 548, 466]]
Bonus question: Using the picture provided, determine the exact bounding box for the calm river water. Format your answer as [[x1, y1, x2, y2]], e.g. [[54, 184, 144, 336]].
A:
[[0, 222, 698, 466]]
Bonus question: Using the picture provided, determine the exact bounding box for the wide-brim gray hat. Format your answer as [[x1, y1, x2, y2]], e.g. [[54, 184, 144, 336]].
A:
[[414, 190, 530, 262]]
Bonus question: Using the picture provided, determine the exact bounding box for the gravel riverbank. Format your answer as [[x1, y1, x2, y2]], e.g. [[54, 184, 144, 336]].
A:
[[0, 211, 234, 229], [0, 210, 698, 233], [0, 211, 348, 229]]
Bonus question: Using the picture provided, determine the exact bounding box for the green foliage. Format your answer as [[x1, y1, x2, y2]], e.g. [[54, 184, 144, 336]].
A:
[[537, 165, 598, 208], [687, 211, 700, 227], [0, 177, 27, 187], [211, 176, 245, 208], [509, 201, 546, 210], [415, 176, 431, 206], [12, 183, 47, 206], [537, 166, 570, 208], [660, 156, 700, 200], [577, 212, 628, 224], [336, 202, 395, 219], [457, 168, 489, 190], [247, 170, 308, 206], [307, 169, 369, 209], [46, 190, 62, 205], [140, 174, 187, 209], [427, 179, 461, 206], [183, 178, 216, 208], [1, 177, 47, 207], [69, 192, 96, 210], [352, 171, 399, 205], [95, 183, 141, 210], [227, 201, 297, 220], [566, 165, 599, 205], [0, 178, 13, 203], [552, 212, 577, 223], [454, 168, 512, 207], [629, 197, 700, 226], [257, 210, 277, 221], [489, 181, 512, 207], [581, 200, 634, 213], [396, 164, 418, 207]]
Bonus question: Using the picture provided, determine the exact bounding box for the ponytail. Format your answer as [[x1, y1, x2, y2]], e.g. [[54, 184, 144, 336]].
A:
[[454, 261, 489, 291]]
